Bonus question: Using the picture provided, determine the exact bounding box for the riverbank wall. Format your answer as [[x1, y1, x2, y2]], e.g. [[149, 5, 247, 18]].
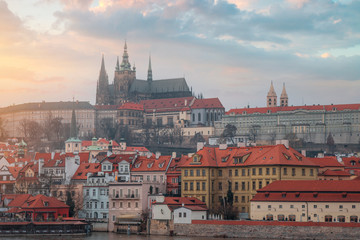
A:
[[173, 220, 360, 239]]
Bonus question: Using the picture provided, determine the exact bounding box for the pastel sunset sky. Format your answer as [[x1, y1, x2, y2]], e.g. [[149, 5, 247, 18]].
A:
[[1, 0, 359, 109]]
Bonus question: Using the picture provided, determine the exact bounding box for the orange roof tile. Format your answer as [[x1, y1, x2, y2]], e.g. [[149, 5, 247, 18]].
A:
[[181, 145, 316, 168], [318, 169, 351, 177], [21, 194, 68, 209], [72, 163, 101, 180], [191, 98, 224, 109], [132, 155, 172, 172], [118, 102, 144, 111], [309, 156, 344, 168], [140, 96, 195, 113]]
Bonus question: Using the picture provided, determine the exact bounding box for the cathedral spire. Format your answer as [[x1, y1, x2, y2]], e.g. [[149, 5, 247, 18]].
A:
[[96, 54, 110, 105], [120, 41, 131, 71], [147, 54, 153, 82], [100, 54, 106, 75], [280, 83, 288, 107], [115, 56, 120, 71]]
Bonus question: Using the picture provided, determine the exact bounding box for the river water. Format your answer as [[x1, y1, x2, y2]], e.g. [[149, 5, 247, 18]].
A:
[[1, 232, 251, 240]]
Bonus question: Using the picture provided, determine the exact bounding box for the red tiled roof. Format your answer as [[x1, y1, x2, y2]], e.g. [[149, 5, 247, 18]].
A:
[[72, 163, 101, 180], [252, 180, 360, 202], [132, 155, 172, 172], [34, 152, 61, 164], [8, 166, 22, 178], [318, 169, 351, 177], [161, 197, 207, 207], [309, 156, 344, 168], [7, 194, 32, 207], [177, 205, 208, 211], [140, 96, 195, 113], [125, 146, 150, 152], [227, 103, 360, 115], [21, 194, 68, 209], [191, 98, 224, 109], [82, 139, 119, 148], [342, 157, 360, 168], [257, 180, 360, 192], [167, 155, 189, 174], [181, 145, 316, 168], [118, 102, 144, 111]]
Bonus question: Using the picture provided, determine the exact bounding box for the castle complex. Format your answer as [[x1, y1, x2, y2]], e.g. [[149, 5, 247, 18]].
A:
[[96, 42, 192, 105]]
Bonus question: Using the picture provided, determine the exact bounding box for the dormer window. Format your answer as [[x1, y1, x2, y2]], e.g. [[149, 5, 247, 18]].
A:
[[283, 153, 291, 160], [147, 162, 153, 168], [44, 201, 49, 207], [351, 161, 356, 166], [159, 162, 165, 168]]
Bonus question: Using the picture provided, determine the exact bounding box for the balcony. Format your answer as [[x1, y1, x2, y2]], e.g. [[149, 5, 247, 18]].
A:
[[110, 194, 140, 199]]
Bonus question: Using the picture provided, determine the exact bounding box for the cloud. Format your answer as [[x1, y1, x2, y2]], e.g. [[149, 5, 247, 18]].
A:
[[321, 52, 331, 58]]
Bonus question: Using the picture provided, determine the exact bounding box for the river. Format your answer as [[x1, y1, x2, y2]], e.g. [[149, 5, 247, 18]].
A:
[[1, 232, 250, 240]]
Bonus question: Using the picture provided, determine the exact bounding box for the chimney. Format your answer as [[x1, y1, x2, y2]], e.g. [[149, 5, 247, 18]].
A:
[[51, 152, 55, 160], [155, 151, 161, 159], [237, 142, 245, 148], [276, 140, 289, 148], [301, 150, 306, 157], [184, 99, 188, 106], [219, 144, 227, 150], [147, 152, 152, 159], [172, 152, 176, 158], [197, 142, 205, 152]]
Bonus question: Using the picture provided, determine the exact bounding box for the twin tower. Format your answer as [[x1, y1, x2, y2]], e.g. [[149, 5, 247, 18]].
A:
[[267, 82, 288, 107]]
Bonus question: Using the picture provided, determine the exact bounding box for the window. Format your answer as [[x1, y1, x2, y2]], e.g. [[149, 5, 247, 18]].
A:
[[184, 182, 188, 191], [314, 205, 317, 209], [289, 215, 296, 221], [196, 169, 200, 176], [128, 202, 131, 208], [258, 181, 262, 189], [184, 170, 188, 176], [279, 205, 283, 209], [218, 182, 222, 190], [352, 205, 356, 209], [302, 168, 305, 176], [202, 182, 206, 191], [266, 168, 270, 175], [196, 182, 200, 191], [290, 205, 294, 208], [241, 196, 245, 203], [202, 169, 206, 176], [292, 168, 296, 176], [190, 182, 194, 191], [93, 189, 96, 196], [241, 182, 245, 191], [235, 196, 238, 202], [325, 205, 329, 208], [242, 169, 246, 176], [252, 181, 256, 190], [266, 214, 273, 221], [252, 168, 256, 176], [235, 169, 238, 176], [325, 215, 332, 222], [235, 182, 239, 191], [310, 169, 314, 176], [278, 214, 285, 221], [338, 215, 345, 222], [258, 168, 262, 175], [350, 216, 358, 223], [257, 205, 260, 209], [179, 212, 182, 218], [218, 170, 222, 177], [272, 168, 276, 175], [339, 205, 343, 209], [184, 212, 187, 218], [229, 169, 232, 177], [190, 170, 194, 176], [283, 168, 287, 175]]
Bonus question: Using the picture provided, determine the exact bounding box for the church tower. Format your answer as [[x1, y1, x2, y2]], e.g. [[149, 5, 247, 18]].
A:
[[96, 55, 110, 105], [147, 55, 153, 82], [65, 108, 82, 153], [114, 42, 136, 104], [267, 81, 277, 107], [280, 83, 288, 107]]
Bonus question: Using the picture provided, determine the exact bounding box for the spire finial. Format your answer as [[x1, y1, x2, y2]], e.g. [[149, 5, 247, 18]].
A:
[[116, 56, 120, 71], [147, 54, 153, 81]]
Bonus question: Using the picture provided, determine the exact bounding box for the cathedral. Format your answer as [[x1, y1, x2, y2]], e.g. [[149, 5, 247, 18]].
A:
[[96, 42, 192, 105]]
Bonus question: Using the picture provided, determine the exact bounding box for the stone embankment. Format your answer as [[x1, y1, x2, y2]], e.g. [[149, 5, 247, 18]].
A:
[[164, 220, 360, 239]]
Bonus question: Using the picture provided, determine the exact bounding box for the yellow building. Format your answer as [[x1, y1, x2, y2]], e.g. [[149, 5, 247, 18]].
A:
[[180, 144, 318, 214], [251, 180, 360, 223]]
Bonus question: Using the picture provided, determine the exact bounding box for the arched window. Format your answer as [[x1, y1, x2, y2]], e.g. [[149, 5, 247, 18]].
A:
[[278, 214, 285, 221], [192, 113, 195, 122], [288, 215, 296, 221], [94, 212, 98, 219], [338, 215, 345, 222], [266, 214, 273, 221], [198, 113, 201, 122], [350, 216, 358, 223], [325, 215, 332, 222]]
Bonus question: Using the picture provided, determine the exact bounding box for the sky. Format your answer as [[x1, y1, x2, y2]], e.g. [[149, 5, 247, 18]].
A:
[[0, 0, 359, 110]]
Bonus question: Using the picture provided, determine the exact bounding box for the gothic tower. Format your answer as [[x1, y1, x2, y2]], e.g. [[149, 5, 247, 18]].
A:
[[113, 42, 136, 104], [280, 83, 288, 107], [267, 81, 277, 107], [96, 55, 110, 105], [147, 55, 152, 82]]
